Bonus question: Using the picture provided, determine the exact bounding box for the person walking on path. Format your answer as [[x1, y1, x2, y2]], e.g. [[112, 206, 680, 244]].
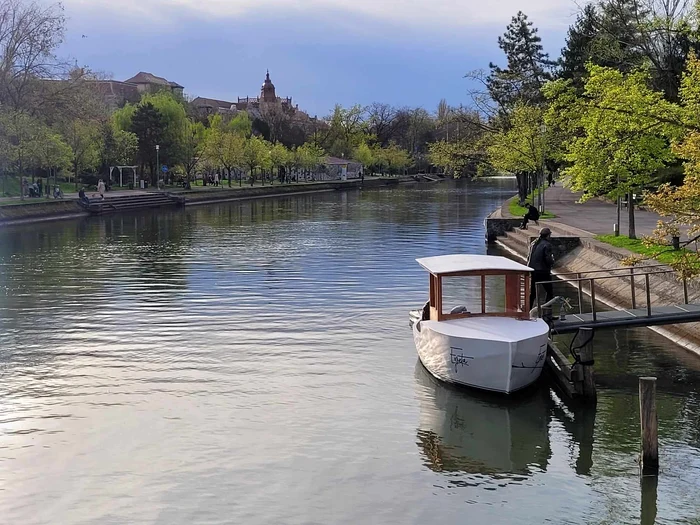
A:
[[520, 203, 540, 230], [527, 227, 555, 308], [97, 179, 105, 200]]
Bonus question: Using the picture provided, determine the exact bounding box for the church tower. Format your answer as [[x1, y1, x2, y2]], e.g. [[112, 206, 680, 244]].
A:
[[260, 70, 277, 102]]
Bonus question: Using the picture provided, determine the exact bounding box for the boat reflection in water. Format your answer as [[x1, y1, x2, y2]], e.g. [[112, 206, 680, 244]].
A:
[[414, 361, 552, 483]]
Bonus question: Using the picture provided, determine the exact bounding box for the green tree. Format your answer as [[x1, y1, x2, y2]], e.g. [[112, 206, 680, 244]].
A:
[[62, 119, 101, 189], [486, 11, 556, 110], [487, 103, 549, 200], [643, 53, 700, 274], [130, 102, 168, 185], [548, 65, 676, 238], [270, 142, 290, 183], [560, 4, 601, 86], [242, 135, 269, 185], [180, 119, 206, 184], [324, 104, 366, 158], [382, 144, 412, 175], [353, 142, 374, 175], [205, 115, 246, 186], [230, 111, 253, 137], [0, 110, 42, 189], [101, 124, 138, 169], [35, 128, 71, 190]]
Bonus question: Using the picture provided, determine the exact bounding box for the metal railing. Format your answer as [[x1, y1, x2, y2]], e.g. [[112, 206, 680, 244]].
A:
[[535, 266, 690, 320]]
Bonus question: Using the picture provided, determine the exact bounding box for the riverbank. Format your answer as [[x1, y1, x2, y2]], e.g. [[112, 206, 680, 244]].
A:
[[487, 191, 700, 356], [0, 177, 413, 226]]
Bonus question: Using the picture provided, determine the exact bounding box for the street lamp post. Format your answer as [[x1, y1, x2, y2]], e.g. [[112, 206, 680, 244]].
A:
[[615, 172, 621, 236], [155, 144, 160, 187], [539, 123, 547, 215]]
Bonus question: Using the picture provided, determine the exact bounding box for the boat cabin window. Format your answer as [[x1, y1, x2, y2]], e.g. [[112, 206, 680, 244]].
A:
[[441, 276, 482, 316], [429, 271, 529, 321]]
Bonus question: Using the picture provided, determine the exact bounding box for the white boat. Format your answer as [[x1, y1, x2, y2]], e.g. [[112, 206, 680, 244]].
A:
[[409, 254, 549, 394]]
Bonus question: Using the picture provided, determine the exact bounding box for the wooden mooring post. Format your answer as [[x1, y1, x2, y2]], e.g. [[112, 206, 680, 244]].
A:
[[639, 377, 659, 475], [545, 328, 597, 402], [574, 328, 596, 401]]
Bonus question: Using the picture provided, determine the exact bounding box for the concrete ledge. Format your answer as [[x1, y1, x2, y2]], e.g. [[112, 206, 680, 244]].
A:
[[485, 217, 522, 243], [0, 200, 87, 226]]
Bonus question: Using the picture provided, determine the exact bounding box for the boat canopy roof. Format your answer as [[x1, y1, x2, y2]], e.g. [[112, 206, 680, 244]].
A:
[[416, 254, 532, 275]]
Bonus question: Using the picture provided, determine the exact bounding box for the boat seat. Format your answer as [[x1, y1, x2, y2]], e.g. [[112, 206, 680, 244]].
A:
[[450, 305, 470, 315]]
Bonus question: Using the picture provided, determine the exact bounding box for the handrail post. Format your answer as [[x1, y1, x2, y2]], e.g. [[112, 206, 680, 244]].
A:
[[590, 279, 597, 322], [536, 285, 542, 318], [645, 274, 652, 317], [683, 275, 689, 305], [630, 268, 636, 310], [577, 272, 583, 314]]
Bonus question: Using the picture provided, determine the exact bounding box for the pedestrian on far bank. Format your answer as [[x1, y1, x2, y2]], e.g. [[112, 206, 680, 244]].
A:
[[97, 179, 105, 200], [78, 187, 89, 205], [527, 227, 555, 308]]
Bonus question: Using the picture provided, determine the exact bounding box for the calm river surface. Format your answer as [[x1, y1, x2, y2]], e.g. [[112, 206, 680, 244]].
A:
[[1, 179, 700, 524]]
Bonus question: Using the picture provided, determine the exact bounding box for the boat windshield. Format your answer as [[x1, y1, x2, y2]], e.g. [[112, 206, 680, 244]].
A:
[[427, 270, 529, 321], [441, 275, 507, 316]]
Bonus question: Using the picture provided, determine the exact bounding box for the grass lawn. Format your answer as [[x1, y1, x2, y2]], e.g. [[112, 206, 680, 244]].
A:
[[1, 175, 76, 197], [596, 234, 697, 267], [508, 194, 556, 219]]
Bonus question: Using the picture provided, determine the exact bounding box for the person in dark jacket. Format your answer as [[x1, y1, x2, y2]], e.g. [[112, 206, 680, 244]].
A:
[[520, 203, 540, 229], [78, 187, 89, 206], [528, 227, 555, 308]]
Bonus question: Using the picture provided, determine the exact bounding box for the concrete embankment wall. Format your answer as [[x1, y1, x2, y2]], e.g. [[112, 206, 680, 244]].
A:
[[0, 177, 410, 226], [182, 178, 400, 206], [0, 200, 87, 226], [490, 215, 700, 356], [556, 239, 700, 354]]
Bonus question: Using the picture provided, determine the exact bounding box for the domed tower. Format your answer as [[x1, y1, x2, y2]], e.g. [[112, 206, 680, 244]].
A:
[[260, 70, 277, 102]]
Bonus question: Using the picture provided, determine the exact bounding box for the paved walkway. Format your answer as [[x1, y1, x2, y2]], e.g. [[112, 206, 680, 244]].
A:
[[541, 185, 663, 237]]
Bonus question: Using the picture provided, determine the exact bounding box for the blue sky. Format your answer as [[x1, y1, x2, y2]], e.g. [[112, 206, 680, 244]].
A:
[[58, 0, 579, 116]]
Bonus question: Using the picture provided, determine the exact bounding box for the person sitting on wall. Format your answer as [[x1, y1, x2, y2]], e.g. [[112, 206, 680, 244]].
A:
[[520, 203, 540, 230], [78, 187, 89, 206]]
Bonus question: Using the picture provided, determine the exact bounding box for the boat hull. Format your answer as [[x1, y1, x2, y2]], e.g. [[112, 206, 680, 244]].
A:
[[411, 316, 549, 394]]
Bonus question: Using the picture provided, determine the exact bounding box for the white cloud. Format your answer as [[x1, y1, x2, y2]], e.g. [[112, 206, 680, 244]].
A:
[[63, 0, 579, 29]]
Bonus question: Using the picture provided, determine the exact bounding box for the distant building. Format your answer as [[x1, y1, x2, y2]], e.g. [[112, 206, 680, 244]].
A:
[[323, 157, 362, 180], [86, 79, 140, 108], [191, 70, 321, 137], [190, 96, 237, 116], [86, 71, 185, 109], [124, 72, 184, 97]]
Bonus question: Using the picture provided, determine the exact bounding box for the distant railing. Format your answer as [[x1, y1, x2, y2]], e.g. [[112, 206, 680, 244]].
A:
[[535, 265, 690, 320]]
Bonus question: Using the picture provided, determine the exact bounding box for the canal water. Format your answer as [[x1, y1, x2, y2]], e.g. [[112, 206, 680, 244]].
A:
[[1, 179, 699, 524]]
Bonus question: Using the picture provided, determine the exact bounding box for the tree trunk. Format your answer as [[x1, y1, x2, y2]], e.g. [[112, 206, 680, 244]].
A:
[[515, 173, 527, 204], [628, 192, 636, 239], [227, 168, 232, 187], [74, 160, 79, 191]]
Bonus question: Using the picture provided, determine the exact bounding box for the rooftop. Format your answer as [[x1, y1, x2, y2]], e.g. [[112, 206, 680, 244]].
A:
[[125, 72, 183, 89], [416, 254, 533, 275]]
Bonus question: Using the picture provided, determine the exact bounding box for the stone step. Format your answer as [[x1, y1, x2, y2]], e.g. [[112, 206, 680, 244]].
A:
[[83, 193, 179, 214], [496, 235, 528, 260], [503, 230, 530, 248]]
